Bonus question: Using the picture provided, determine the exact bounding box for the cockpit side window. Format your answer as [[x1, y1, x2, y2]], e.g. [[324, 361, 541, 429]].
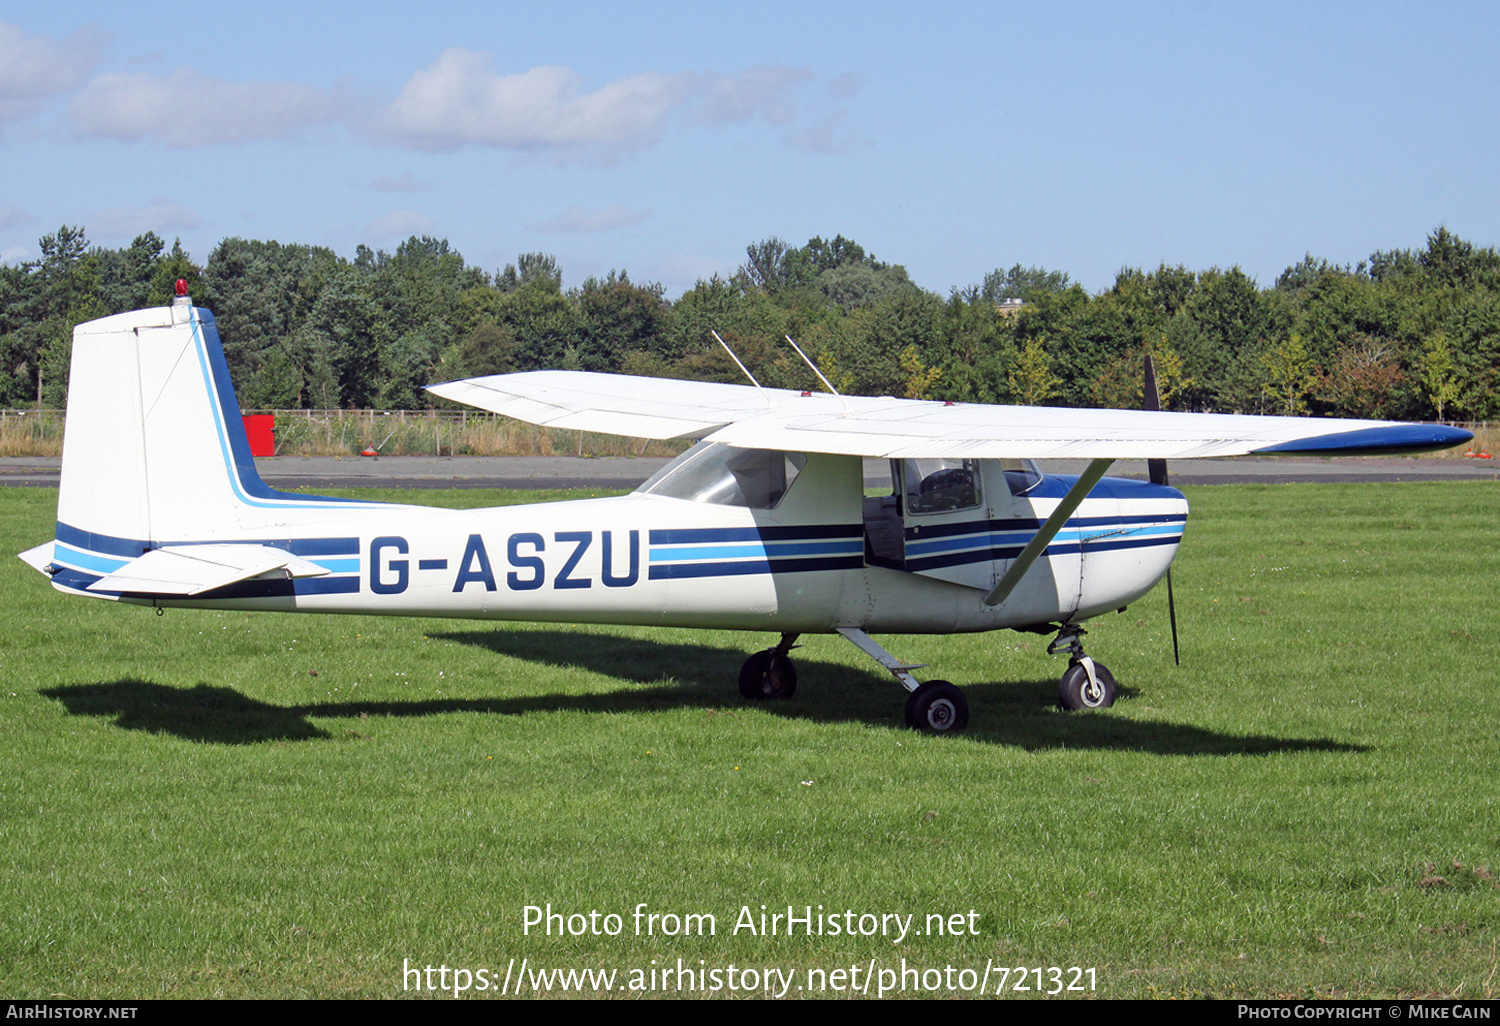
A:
[[902, 458, 982, 515], [637, 442, 807, 509]]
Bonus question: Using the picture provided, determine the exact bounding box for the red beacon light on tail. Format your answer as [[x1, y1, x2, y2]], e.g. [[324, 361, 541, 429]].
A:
[[171, 278, 192, 321]]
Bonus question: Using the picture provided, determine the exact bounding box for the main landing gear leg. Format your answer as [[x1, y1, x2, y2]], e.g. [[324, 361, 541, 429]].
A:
[[1049, 624, 1117, 710], [739, 633, 799, 699], [836, 627, 969, 733]]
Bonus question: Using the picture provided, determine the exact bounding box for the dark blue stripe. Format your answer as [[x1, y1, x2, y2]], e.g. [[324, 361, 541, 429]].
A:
[[189, 576, 362, 599], [48, 565, 104, 591], [195, 312, 363, 506], [1024, 475, 1187, 501], [648, 555, 864, 580], [905, 533, 1182, 572], [54, 521, 358, 558], [47, 564, 361, 600], [649, 524, 862, 544], [1251, 423, 1472, 456], [905, 512, 1186, 541], [55, 522, 147, 558]]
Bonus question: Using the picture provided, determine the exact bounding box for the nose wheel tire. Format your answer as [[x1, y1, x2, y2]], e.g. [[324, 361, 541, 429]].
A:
[[904, 680, 969, 733], [739, 649, 798, 699], [1058, 660, 1117, 710]]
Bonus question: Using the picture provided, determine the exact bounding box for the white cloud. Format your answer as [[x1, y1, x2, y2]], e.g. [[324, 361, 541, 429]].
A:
[[88, 200, 200, 242], [364, 209, 434, 244], [1, 245, 31, 265], [380, 51, 830, 162], [782, 73, 865, 153], [535, 204, 650, 233], [53, 44, 844, 159], [784, 110, 857, 154], [381, 49, 697, 160], [826, 71, 865, 101], [69, 67, 342, 146], [0, 21, 103, 123], [696, 65, 813, 127]]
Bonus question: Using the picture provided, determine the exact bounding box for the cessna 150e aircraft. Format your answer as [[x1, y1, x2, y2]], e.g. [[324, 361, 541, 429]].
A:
[[18, 290, 1471, 732]]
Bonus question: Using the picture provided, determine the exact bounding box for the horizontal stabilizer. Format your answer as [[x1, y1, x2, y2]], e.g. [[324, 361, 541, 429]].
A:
[[85, 544, 331, 597], [18, 542, 54, 574]]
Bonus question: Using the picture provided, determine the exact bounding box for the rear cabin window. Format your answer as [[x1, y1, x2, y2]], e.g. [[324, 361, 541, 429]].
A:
[[637, 443, 806, 509]]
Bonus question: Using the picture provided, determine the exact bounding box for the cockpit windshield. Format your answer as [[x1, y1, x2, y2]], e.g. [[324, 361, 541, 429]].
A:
[[636, 443, 807, 509], [1000, 458, 1043, 496]]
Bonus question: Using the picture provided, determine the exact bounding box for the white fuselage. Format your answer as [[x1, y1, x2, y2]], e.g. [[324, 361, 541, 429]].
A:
[[53, 452, 1186, 637]]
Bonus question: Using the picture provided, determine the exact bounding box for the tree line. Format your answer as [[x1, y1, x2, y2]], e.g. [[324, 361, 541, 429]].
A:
[[1, 225, 1495, 421]]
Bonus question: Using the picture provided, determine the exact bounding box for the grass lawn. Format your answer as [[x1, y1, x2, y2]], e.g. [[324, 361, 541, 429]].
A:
[[1, 480, 1496, 999]]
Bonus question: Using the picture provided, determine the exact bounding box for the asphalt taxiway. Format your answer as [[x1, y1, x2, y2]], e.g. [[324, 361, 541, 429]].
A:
[[1, 454, 1494, 490]]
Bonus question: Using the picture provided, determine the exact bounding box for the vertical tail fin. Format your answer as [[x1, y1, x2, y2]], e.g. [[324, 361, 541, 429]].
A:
[[56, 295, 359, 554]]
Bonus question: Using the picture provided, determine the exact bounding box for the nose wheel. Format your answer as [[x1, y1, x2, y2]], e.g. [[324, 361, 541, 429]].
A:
[[1058, 658, 1117, 709], [1050, 625, 1117, 710]]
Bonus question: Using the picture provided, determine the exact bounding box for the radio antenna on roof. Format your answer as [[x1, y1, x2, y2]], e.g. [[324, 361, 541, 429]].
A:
[[711, 330, 774, 407], [784, 334, 850, 414]]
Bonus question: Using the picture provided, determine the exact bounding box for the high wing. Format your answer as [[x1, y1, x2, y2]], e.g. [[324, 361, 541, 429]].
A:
[[427, 370, 1470, 459]]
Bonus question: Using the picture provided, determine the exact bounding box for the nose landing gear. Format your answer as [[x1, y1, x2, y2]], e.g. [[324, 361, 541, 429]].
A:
[[1050, 625, 1117, 710]]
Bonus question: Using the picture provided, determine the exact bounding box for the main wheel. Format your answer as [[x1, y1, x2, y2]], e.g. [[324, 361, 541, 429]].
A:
[[1058, 660, 1117, 710], [904, 680, 969, 733], [739, 649, 797, 699]]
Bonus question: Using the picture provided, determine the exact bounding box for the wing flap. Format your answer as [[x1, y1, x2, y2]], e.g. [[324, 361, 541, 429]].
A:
[[86, 544, 331, 596], [427, 371, 783, 440]]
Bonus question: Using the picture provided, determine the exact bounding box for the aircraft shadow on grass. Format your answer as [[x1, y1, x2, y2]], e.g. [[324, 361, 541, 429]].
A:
[[43, 629, 1365, 756]]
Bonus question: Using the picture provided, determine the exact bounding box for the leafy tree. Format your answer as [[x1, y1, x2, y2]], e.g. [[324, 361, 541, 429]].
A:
[[440, 321, 517, 381], [1312, 335, 1410, 419], [148, 239, 202, 306], [1174, 267, 1271, 409], [1260, 334, 1316, 415], [1008, 337, 1061, 406], [202, 238, 341, 388], [980, 264, 1072, 303], [740, 237, 792, 293], [499, 277, 578, 371], [829, 287, 942, 396], [899, 344, 942, 400], [574, 271, 668, 370], [1418, 332, 1460, 421], [815, 262, 914, 310], [664, 275, 785, 363], [497, 253, 562, 293]]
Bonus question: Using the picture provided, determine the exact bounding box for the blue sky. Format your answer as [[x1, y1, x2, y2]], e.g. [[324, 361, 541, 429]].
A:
[[2, 1, 1496, 296]]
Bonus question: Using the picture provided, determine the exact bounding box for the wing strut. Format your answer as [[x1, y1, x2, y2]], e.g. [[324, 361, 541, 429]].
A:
[[983, 458, 1114, 608]]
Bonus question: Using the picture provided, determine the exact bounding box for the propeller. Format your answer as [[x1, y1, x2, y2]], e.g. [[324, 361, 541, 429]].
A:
[[1143, 350, 1181, 666]]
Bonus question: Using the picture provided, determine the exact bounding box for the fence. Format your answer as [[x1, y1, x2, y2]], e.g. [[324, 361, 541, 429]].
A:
[[0, 408, 689, 459], [1, 409, 1492, 460]]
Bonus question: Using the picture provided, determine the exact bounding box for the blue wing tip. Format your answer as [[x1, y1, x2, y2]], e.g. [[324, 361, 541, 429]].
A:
[[1252, 424, 1474, 457]]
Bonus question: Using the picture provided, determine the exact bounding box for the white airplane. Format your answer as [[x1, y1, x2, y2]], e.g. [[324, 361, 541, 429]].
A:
[[18, 289, 1472, 731]]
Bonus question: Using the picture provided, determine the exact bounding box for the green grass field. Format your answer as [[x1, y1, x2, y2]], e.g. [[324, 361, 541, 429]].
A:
[[1, 481, 1496, 999]]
